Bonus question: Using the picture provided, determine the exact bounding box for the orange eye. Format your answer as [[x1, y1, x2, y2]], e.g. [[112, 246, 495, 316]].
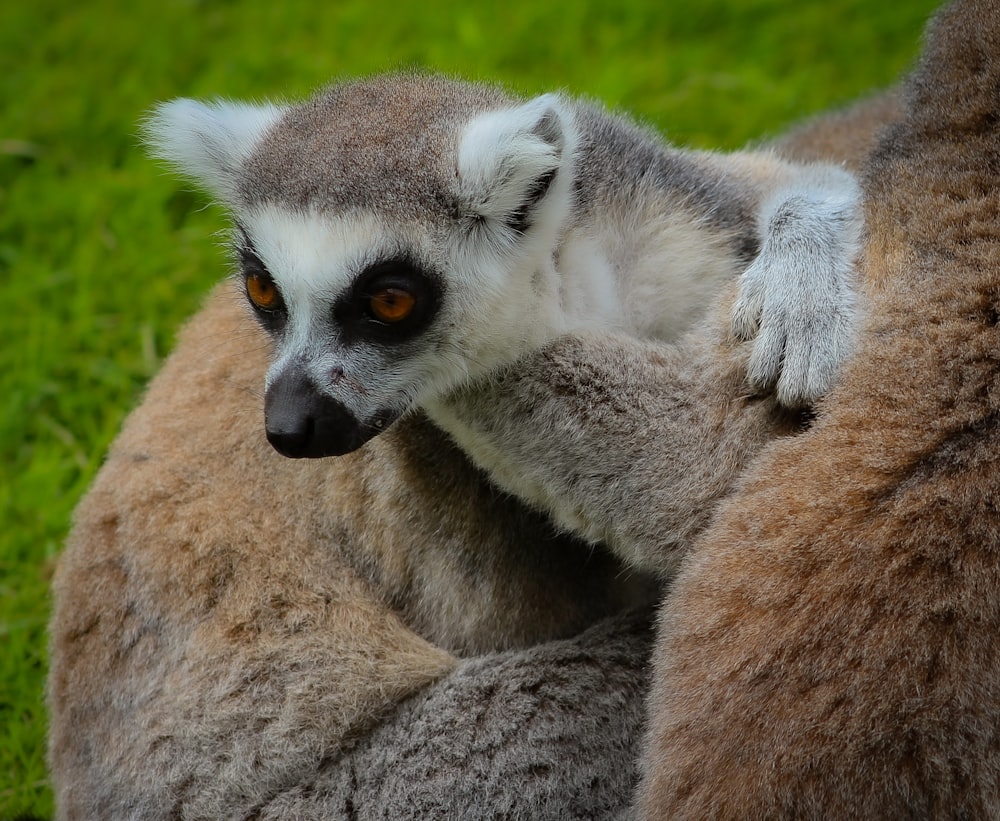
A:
[[369, 287, 416, 323], [246, 272, 281, 311]]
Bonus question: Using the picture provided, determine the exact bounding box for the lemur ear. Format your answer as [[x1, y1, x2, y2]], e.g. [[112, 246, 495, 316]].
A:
[[458, 94, 571, 236], [143, 99, 285, 202]]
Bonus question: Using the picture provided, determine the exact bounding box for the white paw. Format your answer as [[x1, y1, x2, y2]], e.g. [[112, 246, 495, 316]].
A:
[[732, 172, 863, 407]]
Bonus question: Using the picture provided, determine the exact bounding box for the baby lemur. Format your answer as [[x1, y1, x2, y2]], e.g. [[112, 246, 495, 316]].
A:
[[147, 74, 861, 567]]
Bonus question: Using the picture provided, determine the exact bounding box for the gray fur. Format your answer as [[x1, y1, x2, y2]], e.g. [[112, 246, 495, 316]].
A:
[[436, 295, 804, 575], [569, 102, 759, 250], [238, 76, 510, 218], [258, 608, 653, 821]]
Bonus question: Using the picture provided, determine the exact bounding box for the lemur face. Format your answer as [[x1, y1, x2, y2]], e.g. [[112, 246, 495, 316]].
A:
[[146, 75, 573, 457], [234, 207, 449, 457]]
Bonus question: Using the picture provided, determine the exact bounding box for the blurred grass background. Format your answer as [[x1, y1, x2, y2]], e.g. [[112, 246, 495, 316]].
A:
[[1, 0, 941, 816]]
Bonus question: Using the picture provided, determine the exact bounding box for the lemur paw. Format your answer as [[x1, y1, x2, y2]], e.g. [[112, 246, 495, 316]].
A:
[[732, 172, 863, 408]]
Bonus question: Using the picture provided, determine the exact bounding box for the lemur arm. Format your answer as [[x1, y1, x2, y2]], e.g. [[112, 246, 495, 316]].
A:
[[433, 294, 802, 577]]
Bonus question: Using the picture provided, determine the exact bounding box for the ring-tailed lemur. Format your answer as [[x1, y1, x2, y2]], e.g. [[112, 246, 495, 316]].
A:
[[146, 74, 861, 463]]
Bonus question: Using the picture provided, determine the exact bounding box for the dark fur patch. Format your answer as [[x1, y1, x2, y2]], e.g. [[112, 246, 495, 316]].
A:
[[505, 168, 557, 235]]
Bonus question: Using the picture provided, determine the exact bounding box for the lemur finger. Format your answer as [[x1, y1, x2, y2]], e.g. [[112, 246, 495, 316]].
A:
[[781, 308, 856, 406], [730, 270, 766, 341], [745, 321, 786, 393], [731, 297, 763, 341], [774, 328, 818, 408]]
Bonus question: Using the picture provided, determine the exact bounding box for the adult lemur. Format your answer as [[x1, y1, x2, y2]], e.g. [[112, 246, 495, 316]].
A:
[[147, 75, 862, 538]]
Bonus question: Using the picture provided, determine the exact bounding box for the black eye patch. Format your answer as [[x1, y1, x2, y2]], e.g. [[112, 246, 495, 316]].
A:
[[235, 233, 287, 333], [333, 257, 442, 345]]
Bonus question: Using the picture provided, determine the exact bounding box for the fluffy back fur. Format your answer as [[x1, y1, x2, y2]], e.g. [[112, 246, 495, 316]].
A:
[[639, 2, 1000, 814]]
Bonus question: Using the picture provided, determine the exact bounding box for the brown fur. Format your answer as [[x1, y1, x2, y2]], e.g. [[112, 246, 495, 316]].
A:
[[773, 88, 904, 171], [639, 1, 1000, 815]]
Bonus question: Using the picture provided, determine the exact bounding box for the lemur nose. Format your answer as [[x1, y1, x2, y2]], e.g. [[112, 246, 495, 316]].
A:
[[265, 413, 315, 458], [264, 367, 373, 457]]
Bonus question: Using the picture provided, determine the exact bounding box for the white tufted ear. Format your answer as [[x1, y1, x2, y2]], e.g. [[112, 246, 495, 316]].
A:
[[458, 94, 572, 235], [143, 99, 285, 202]]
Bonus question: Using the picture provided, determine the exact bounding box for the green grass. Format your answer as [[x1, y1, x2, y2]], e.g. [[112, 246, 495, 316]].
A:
[[0, 0, 940, 816]]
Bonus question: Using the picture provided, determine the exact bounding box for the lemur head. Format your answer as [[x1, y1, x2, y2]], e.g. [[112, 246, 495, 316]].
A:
[[147, 75, 577, 457]]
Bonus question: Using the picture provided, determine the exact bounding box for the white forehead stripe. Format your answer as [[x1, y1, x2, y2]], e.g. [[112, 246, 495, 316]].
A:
[[242, 206, 403, 388], [241, 205, 397, 309]]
